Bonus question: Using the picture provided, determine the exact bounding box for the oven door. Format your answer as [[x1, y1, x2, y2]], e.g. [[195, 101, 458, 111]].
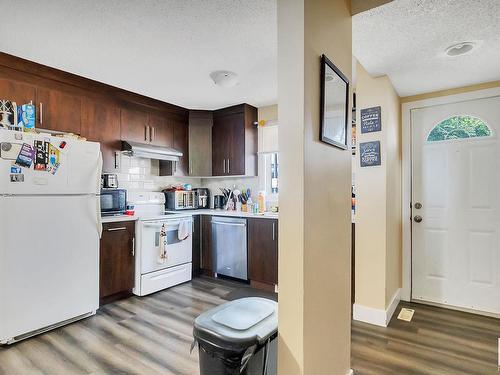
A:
[[139, 218, 193, 274]]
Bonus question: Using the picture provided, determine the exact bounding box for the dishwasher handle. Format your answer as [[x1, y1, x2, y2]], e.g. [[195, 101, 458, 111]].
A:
[[212, 221, 246, 227]]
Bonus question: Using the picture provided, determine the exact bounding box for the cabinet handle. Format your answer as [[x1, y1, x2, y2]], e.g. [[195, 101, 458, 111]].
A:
[[144, 126, 149, 142], [223, 159, 226, 174], [107, 227, 127, 231], [39, 102, 43, 125], [131, 237, 135, 257], [272, 222, 275, 241], [151, 126, 155, 142], [227, 158, 230, 174]]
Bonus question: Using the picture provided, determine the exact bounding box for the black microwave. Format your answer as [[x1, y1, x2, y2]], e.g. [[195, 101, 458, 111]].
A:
[[100, 189, 127, 216]]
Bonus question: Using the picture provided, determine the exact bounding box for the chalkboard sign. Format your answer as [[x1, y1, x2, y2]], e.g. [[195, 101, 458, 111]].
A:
[[360, 106, 381, 133], [360, 141, 381, 167]]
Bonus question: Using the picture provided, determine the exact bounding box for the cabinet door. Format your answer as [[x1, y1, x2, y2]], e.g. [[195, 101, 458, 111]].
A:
[[149, 113, 173, 148], [212, 119, 230, 176], [100, 221, 135, 300], [248, 218, 278, 285], [120, 108, 148, 143], [172, 119, 189, 176], [81, 99, 121, 172], [188, 110, 212, 176], [37, 86, 82, 134], [0, 77, 36, 106], [227, 112, 245, 175], [201, 215, 213, 272], [192, 215, 201, 277]]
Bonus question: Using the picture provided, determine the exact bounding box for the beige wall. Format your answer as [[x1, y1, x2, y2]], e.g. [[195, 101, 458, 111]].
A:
[[258, 104, 278, 122], [400, 80, 500, 103], [355, 63, 401, 311], [278, 0, 352, 374]]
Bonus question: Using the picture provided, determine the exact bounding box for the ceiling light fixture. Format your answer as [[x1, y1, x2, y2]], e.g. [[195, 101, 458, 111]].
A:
[[209, 70, 239, 88], [445, 42, 476, 57]]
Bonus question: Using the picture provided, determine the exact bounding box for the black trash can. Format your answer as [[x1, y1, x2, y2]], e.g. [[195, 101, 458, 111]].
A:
[[193, 297, 278, 375]]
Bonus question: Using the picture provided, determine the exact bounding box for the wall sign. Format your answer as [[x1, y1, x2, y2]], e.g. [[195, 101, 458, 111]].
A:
[[360, 106, 381, 133], [360, 141, 381, 167]]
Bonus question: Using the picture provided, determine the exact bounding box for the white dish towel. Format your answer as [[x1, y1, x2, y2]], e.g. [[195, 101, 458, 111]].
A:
[[178, 219, 190, 241], [158, 224, 168, 264]]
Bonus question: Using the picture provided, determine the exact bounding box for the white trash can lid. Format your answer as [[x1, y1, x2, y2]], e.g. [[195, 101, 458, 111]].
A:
[[193, 297, 278, 350]]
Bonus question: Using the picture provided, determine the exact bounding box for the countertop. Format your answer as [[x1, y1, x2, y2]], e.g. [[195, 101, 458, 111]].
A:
[[101, 215, 138, 223], [101, 210, 278, 223], [166, 209, 279, 220]]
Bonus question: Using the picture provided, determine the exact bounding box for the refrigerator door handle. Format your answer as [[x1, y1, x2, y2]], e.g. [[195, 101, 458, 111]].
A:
[[96, 151, 103, 238], [97, 151, 103, 191], [96, 196, 102, 238]]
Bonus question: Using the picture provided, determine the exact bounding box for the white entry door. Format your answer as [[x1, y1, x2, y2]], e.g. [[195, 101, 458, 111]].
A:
[[411, 95, 500, 315]]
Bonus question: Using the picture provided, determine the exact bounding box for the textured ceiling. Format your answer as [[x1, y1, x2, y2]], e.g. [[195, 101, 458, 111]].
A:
[[0, 0, 277, 110], [353, 0, 500, 97]]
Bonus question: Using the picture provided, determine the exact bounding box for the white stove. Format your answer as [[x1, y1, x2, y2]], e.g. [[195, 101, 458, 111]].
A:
[[128, 191, 193, 296]]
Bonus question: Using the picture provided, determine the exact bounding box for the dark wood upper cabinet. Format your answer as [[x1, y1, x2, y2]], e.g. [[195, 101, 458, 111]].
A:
[[248, 218, 278, 286], [120, 107, 149, 143], [212, 118, 231, 176], [81, 99, 121, 172], [99, 221, 135, 303], [172, 119, 189, 176], [0, 77, 36, 106], [212, 104, 257, 176], [149, 113, 173, 148], [37, 86, 82, 134], [188, 110, 213, 176]]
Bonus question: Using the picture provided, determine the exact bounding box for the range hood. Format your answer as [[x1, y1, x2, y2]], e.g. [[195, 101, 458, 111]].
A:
[[121, 141, 182, 162]]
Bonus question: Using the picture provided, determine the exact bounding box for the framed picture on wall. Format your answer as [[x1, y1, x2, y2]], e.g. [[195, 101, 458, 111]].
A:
[[319, 54, 350, 150]]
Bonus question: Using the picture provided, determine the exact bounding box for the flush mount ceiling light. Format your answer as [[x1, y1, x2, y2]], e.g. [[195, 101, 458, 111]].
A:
[[445, 42, 476, 57], [209, 70, 239, 88]]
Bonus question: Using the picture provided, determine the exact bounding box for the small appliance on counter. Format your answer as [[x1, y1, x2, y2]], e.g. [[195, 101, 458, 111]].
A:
[[193, 188, 210, 209], [213, 195, 226, 209], [100, 188, 127, 216], [164, 189, 196, 210], [101, 173, 118, 189]]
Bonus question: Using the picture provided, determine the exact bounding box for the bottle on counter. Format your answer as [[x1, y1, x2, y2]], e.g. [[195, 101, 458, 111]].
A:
[[258, 191, 266, 213]]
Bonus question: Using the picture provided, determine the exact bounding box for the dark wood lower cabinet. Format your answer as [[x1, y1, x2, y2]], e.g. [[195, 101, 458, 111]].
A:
[[192, 215, 201, 277], [200, 215, 213, 274], [248, 218, 278, 287], [99, 221, 135, 305]]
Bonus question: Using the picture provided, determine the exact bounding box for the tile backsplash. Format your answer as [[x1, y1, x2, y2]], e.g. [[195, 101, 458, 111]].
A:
[[114, 155, 201, 191], [112, 155, 259, 204]]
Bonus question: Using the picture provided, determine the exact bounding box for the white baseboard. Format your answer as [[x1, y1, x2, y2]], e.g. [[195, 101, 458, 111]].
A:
[[353, 288, 401, 327]]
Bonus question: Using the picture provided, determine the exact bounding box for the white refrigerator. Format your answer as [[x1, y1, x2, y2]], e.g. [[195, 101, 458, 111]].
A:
[[0, 129, 102, 344]]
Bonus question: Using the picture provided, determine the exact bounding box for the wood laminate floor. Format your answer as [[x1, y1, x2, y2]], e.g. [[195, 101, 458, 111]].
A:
[[0, 277, 499, 374]]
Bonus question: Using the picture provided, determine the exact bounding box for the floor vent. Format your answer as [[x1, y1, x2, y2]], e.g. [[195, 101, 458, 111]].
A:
[[397, 308, 415, 322]]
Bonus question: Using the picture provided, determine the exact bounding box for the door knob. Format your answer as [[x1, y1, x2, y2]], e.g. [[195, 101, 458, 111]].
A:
[[414, 215, 423, 223]]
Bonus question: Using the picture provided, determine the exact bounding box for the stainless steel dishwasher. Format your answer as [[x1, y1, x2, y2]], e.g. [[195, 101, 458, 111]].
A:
[[211, 216, 247, 280]]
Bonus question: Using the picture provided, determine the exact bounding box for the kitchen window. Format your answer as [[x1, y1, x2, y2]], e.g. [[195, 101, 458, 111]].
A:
[[259, 152, 279, 201], [258, 121, 279, 203]]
